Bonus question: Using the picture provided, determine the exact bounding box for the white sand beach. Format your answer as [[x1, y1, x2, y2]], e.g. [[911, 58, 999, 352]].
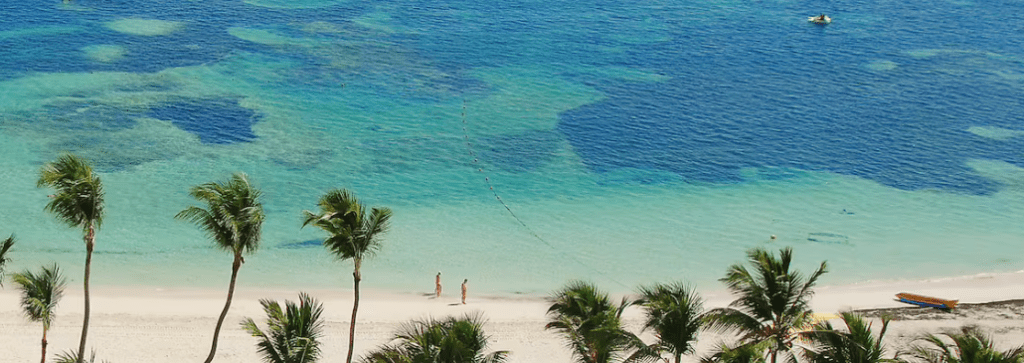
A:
[[2, 271, 1023, 363]]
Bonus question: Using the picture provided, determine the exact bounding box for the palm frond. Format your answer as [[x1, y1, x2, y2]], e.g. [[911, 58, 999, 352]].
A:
[[905, 325, 1024, 363], [0, 234, 14, 286], [704, 308, 765, 342], [37, 154, 104, 233], [53, 349, 108, 363], [799, 312, 894, 363], [546, 281, 655, 363], [707, 247, 829, 363], [302, 188, 390, 264], [241, 292, 325, 363], [361, 344, 414, 363], [177, 173, 264, 256], [12, 263, 66, 330], [634, 281, 706, 361], [361, 313, 507, 363], [701, 341, 769, 363]]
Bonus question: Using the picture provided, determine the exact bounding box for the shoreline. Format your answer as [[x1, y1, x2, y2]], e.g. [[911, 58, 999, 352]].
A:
[[2, 270, 1023, 362], [27, 267, 1024, 306]]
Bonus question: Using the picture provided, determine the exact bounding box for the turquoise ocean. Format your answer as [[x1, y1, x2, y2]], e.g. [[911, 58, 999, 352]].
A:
[[2, 0, 1023, 295]]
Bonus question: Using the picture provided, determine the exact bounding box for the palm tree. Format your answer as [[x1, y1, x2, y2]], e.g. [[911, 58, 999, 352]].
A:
[[800, 312, 897, 363], [241, 292, 325, 363], [701, 342, 769, 363], [37, 153, 104, 362], [12, 264, 68, 363], [176, 173, 265, 363], [0, 234, 15, 286], [546, 281, 658, 363], [706, 247, 828, 363], [361, 313, 509, 363], [907, 325, 1024, 363], [302, 188, 392, 363], [632, 282, 706, 363]]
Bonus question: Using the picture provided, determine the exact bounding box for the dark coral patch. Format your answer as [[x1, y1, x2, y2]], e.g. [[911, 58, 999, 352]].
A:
[[147, 98, 261, 144]]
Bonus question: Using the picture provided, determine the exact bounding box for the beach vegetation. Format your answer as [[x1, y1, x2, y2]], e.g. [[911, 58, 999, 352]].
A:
[[701, 342, 769, 363], [302, 188, 392, 363], [905, 325, 1024, 363], [0, 234, 14, 286], [12, 263, 67, 363], [241, 292, 325, 363], [706, 247, 828, 363], [176, 173, 265, 363], [799, 312, 898, 363], [37, 153, 105, 362], [632, 282, 706, 363], [53, 350, 107, 363], [360, 313, 509, 363], [546, 280, 660, 363]]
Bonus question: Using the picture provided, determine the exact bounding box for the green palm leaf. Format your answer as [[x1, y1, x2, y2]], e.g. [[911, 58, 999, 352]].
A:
[[546, 281, 659, 363], [799, 312, 898, 363], [13, 263, 67, 363], [702, 342, 770, 363], [706, 247, 828, 363], [176, 173, 265, 255], [303, 189, 392, 263], [361, 313, 509, 363], [0, 234, 14, 287], [633, 282, 706, 363], [908, 325, 1024, 363], [38, 154, 104, 232], [13, 264, 66, 329], [242, 292, 325, 363]]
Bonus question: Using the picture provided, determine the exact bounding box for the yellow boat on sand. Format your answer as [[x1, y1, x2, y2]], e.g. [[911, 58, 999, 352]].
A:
[[896, 292, 958, 310]]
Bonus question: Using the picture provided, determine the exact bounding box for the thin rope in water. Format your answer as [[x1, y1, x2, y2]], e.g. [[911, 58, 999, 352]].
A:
[[459, 100, 629, 290]]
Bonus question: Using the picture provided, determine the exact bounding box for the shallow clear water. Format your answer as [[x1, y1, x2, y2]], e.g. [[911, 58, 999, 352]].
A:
[[1, 0, 1023, 295]]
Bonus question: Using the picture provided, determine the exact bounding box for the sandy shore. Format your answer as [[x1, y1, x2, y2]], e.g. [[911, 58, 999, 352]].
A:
[[2, 271, 1023, 363]]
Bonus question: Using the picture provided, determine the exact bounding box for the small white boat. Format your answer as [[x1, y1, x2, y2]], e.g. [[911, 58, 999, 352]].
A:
[[808, 15, 831, 24]]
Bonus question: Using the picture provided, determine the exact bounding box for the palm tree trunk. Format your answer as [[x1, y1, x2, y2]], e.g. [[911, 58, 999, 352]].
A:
[[77, 225, 94, 363], [41, 325, 48, 363], [675, 353, 681, 363], [345, 259, 361, 363], [203, 253, 242, 363]]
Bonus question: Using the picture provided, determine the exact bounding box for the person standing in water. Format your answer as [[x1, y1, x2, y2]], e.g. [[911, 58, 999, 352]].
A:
[[461, 279, 468, 304], [435, 272, 442, 298]]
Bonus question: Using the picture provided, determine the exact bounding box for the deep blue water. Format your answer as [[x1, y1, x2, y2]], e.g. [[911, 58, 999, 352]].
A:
[[3, 0, 1024, 194], [556, 1, 1024, 195], [148, 98, 260, 144]]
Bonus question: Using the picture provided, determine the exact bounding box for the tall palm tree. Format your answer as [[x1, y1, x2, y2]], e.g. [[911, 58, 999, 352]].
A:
[[800, 312, 897, 363], [706, 247, 828, 363], [632, 282, 706, 363], [907, 325, 1024, 363], [302, 188, 392, 363], [37, 153, 104, 362], [0, 234, 15, 286], [176, 173, 265, 363], [241, 292, 325, 363], [546, 281, 658, 363], [12, 263, 68, 363], [361, 313, 509, 363]]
